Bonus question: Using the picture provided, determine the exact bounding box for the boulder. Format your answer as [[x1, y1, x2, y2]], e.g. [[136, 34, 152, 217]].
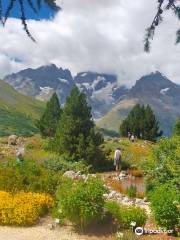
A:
[[118, 171, 128, 180], [8, 135, 18, 145], [63, 171, 77, 180], [108, 190, 117, 199]]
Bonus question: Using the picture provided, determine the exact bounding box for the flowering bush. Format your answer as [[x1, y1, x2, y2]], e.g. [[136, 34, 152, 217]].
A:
[[105, 201, 147, 228], [0, 160, 60, 195], [55, 177, 108, 228], [0, 191, 54, 226]]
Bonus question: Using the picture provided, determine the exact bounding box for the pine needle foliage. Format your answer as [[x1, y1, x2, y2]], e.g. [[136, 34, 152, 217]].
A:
[[145, 0, 180, 52], [1, 0, 61, 41]]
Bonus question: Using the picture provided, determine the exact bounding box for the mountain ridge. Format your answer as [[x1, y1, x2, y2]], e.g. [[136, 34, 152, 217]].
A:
[[4, 65, 129, 118], [3, 65, 180, 135], [97, 72, 180, 135]]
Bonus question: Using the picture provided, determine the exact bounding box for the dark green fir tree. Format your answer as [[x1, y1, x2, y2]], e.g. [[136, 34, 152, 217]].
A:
[[53, 87, 104, 167], [37, 92, 62, 137], [120, 104, 162, 141]]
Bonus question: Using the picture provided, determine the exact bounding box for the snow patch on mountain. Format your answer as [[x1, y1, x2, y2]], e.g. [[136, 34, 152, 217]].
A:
[[59, 78, 69, 84], [37, 86, 54, 101], [160, 88, 169, 94]]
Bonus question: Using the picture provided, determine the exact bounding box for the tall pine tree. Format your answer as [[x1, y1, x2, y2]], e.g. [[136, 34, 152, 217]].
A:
[[174, 117, 180, 136], [37, 92, 62, 137], [120, 104, 162, 141], [53, 87, 104, 166]]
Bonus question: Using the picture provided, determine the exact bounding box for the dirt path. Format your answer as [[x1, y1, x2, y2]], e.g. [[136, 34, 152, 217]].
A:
[[0, 217, 115, 240]]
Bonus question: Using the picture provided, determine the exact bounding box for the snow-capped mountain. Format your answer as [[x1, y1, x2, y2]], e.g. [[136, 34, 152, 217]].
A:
[[4, 65, 129, 118], [74, 72, 129, 118], [98, 72, 180, 135], [4, 64, 75, 104], [3, 65, 180, 135]]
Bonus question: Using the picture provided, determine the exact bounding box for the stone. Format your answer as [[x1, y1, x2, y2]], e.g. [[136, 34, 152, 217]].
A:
[[135, 198, 142, 204], [122, 196, 129, 203], [143, 197, 148, 202], [63, 171, 77, 180], [47, 223, 55, 230], [8, 135, 18, 146], [108, 190, 117, 199], [118, 171, 128, 180]]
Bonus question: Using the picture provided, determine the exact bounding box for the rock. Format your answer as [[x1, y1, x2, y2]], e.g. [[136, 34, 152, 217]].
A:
[[122, 196, 129, 203], [108, 190, 117, 199], [118, 171, 128, 180], [47, 223, 55, 230], [16, 136, 24, 145], [8, 135, 19, 146], [143, 197, 148, 202], [63, 171, 77, 180], [81, 174, 87, 180], [135, 198, 142, 204]]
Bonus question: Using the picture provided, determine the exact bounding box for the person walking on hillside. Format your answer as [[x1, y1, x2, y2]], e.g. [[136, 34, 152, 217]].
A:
[[128, 132, 131, 140], [130, 134, 135, 142], [114, 147, 122, 174]]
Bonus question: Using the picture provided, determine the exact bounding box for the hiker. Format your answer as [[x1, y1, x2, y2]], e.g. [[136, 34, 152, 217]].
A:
[[130, 134, 135, 142], [128, 132, 131, 140], [114, 147, 122, 174]]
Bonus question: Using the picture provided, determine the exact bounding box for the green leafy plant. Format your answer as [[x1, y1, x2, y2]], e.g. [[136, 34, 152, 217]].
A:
[[0, 160, 60, 195], [174, 117, 180, 136], [105, 201, 147, 228], [145, 136, 180, 193], [149, 184, 180, 230], [55, 177, 108, 229], [126, 185, 137, 198], [116, 231, 138, 240], [43, 156, 91, 174]]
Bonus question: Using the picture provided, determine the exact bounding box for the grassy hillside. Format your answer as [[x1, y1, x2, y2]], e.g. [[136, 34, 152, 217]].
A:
[[96, 99, 137, 132], [0, 80, 45, 136], [96, 97, 179, 136]]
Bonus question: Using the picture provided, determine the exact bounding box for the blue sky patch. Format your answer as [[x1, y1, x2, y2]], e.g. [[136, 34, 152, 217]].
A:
[[1, 0, 58, 20]]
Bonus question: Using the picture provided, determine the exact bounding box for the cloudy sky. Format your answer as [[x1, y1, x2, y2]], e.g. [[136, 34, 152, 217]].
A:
[[0, 0, 179, 86]]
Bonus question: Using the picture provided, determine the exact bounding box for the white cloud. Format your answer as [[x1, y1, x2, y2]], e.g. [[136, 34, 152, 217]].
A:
[[0, 0, 179, 86]]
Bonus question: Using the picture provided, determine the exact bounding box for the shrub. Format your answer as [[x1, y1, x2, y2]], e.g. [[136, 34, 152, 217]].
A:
[[105, 201, 147, 228], [0, 160, 60, 195], [117, 231, 138, 240], [126, 185, 137, 198], [145, 136, 180, 193], [0, 191, 54, 226], [43, 156, 91, 174], [149, 184, 180, 230], [129, 169, 144, 177], [55, 177, 108, 229]]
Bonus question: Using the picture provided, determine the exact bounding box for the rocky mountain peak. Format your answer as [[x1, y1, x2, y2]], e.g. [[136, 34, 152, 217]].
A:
[[129, 71, 178, 98]]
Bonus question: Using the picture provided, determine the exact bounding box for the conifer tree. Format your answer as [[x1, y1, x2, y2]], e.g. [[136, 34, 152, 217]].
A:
[[37, 92, 62, 137], [53, 87, 104, 166], [174, 117, 180, 136], [120, 104, 162, 141]]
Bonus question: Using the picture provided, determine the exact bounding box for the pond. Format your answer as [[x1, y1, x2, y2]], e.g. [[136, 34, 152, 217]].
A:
[[104, 172, 146, 198]]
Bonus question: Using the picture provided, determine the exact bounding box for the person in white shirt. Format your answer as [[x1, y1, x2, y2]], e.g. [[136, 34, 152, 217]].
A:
[[114, 147, 122, 173], [130, 134, 135, 142]]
